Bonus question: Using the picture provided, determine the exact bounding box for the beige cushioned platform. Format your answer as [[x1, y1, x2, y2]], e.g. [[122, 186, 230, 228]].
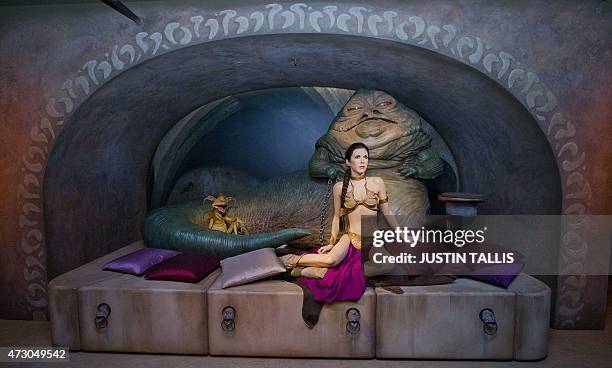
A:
[[49, 242, 145, 350], [375, 273, 550, 360], [49, 241, 219, 354], [207, 276, 376, 358], [50, 243, 550, 360], [507, 273, 551, 360]]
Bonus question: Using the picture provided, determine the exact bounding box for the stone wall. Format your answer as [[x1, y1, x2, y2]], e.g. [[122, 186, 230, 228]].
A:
[[0, 0, 609, 328]]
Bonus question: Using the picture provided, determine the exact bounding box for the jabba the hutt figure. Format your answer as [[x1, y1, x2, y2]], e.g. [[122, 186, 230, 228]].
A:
[[309, 89, 444, 226], [142, 89, 445, 257]]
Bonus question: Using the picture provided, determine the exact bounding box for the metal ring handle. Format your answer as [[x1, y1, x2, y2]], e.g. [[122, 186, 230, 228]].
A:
[[346, 308, 361, 335], [479, 308, 498, 335], [221, 306, 236, 332], [95, 303, 111, 329]]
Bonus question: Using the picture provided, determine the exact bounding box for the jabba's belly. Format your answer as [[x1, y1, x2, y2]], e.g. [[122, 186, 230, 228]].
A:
[[368, 169, 429, 228]]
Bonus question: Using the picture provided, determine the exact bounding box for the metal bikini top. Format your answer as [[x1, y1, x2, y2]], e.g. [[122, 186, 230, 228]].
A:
[[342, 178, 388, 215]]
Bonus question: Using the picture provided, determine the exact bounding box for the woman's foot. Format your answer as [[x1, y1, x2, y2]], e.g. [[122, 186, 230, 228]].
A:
[[280, 254, 301, 270], [301, 267, 327, 279], [290, 267, 304, 277]]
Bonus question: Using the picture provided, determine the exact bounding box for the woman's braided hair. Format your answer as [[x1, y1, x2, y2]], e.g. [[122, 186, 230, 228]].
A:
[[340, 142, 370, 206]]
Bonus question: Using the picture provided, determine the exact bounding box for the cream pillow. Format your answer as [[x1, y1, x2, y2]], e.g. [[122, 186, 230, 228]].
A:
[[220, 248, 286, 288]]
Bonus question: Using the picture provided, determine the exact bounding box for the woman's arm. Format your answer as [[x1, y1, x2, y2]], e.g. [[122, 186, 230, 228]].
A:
[[377, 178, 400, 229], [329, 182, 342, 244], [362, 177, 398, 277]]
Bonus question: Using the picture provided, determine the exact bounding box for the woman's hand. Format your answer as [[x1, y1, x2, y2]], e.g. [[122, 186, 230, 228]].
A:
[[317, 244, 334, 253]]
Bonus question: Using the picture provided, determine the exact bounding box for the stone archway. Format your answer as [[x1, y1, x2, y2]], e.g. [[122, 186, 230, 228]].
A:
[[43, 32, 560, 290]]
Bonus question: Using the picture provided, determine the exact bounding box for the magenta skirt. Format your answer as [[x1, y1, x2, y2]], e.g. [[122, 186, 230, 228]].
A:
[[297, 243, 366, 303]]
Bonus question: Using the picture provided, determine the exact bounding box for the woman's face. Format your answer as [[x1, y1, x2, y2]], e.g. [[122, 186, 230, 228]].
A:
[[346, 148, 369, 176]]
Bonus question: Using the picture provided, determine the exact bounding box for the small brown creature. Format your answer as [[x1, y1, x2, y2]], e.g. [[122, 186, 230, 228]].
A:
[[204, 193, 247, 235]]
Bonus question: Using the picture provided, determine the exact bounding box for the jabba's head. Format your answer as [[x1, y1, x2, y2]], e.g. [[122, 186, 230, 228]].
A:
[[329, 90, 422, 154]]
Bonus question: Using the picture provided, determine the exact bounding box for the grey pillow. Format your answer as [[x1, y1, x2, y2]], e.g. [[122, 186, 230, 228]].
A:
[[220, 248, 286, 288]]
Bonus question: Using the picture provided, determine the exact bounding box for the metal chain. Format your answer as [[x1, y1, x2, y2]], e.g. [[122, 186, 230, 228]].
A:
[[319, 176, 341, 246]]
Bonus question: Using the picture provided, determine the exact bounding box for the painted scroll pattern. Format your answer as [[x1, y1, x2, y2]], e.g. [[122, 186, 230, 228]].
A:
[[18, 3, 589, 325]]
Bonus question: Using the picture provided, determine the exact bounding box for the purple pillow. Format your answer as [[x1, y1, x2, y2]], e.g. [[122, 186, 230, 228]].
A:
[[103, 248, 178, 275], [145, 252, 221, 283], [467, 262, 524, 288]]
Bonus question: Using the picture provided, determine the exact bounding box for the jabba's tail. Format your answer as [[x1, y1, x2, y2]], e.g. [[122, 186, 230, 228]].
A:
[[142, 204, 310, 257]]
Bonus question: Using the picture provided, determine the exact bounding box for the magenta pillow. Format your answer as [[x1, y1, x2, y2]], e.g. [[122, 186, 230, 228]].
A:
[[145, 252, 221, 282], [103, 248, 179, 275], [467, 262, 524, 288]]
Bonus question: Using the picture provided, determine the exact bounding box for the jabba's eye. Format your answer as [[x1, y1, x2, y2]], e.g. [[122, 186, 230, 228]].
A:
[[346, 105, 362, 112], [377, 100, 393, 108]]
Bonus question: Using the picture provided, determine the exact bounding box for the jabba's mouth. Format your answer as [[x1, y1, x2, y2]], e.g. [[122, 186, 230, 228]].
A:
[[354, 117, 404, 140], [359, 117, 398, 125], [331, 113, 412, 150], [333, 116, 398, 132]]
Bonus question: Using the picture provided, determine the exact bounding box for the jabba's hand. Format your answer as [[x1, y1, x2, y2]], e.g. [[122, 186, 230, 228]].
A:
[[406, 148, 444, 179], [325, 165, 345, 180], [398, 162, 419, 178], [317, 244, 334, 253]]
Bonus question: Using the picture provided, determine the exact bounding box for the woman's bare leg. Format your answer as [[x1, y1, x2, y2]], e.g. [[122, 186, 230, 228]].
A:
[[300, 267, 328, 279], [295, 234, 351, 268]]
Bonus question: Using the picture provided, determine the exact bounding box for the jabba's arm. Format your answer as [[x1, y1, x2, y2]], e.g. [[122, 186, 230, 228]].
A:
[[398, 146, 444, 180], [309, 145, 346, 179], [309, 135, 347, 179]]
